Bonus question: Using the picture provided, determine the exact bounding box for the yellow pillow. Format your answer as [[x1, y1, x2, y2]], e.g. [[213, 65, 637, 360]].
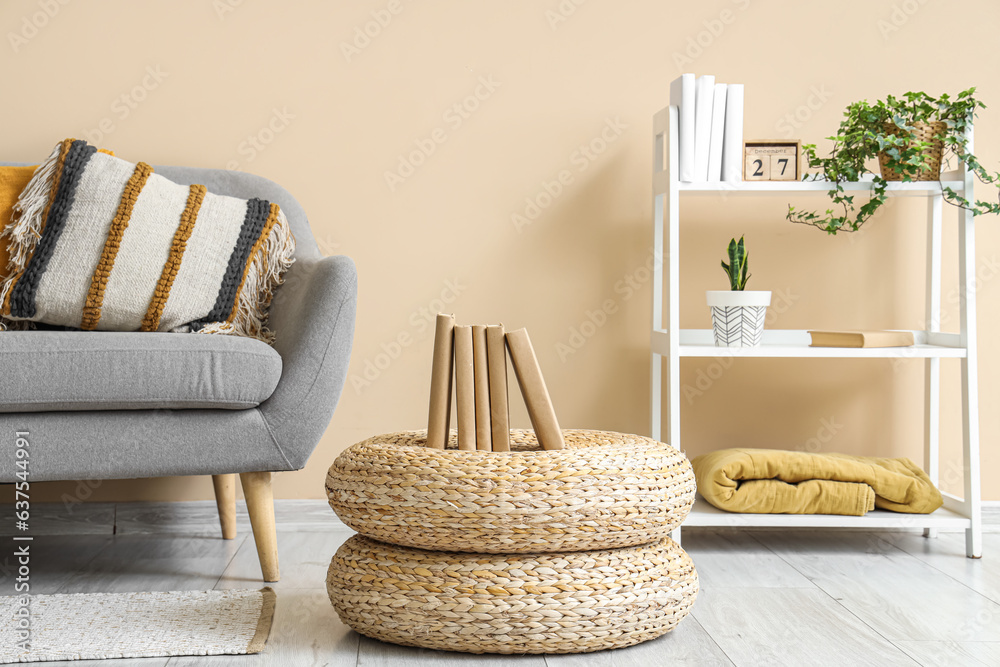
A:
[[0, 166, 37, 280]]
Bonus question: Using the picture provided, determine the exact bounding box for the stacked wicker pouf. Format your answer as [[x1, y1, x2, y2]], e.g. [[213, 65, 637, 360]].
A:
[[325, 429, 698, 655]]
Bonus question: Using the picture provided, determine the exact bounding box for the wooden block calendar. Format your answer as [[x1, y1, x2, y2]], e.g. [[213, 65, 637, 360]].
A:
[[743, 140, 800, 181]]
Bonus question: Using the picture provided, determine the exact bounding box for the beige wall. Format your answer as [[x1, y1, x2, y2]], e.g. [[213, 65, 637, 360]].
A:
[[3, 0, 999, 503]]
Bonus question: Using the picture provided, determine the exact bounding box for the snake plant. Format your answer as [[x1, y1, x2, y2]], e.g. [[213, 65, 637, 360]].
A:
[[721, 236, 750, 291]]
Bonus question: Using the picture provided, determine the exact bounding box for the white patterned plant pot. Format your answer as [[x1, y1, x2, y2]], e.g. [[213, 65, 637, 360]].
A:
[[705, 291, 772, 348]]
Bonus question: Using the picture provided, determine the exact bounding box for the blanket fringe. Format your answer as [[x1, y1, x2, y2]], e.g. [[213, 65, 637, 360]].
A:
[[0, 276, 12, 318], [195, 208, 296, 344], [0, 316, 33, 331], [4, 142, 60, 270], [0, 142, 61, 324]]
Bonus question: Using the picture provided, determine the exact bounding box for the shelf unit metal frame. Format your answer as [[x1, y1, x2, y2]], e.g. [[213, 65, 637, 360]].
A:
[[651, 105, 982, 557]]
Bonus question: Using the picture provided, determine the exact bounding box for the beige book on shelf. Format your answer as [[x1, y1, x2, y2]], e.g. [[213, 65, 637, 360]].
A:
[[486, 324, 510, 452], [454, 325, 476, 451], [426, 313, 455, 449], [472, 325, 492, 452], [808, 330, 915, 348], [506, 328, 564, 451]]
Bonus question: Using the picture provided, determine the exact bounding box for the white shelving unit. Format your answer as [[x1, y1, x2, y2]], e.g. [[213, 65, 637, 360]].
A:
[[651, 105, 983, 557]]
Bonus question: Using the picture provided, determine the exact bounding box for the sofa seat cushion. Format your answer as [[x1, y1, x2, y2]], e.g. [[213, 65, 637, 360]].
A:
[[0, 331, 281, 412]]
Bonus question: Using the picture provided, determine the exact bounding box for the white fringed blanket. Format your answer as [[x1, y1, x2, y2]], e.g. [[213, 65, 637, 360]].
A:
[[0, 139, 294, 343]]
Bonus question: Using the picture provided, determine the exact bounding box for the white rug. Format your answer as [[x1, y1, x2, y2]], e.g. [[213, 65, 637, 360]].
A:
[[0, 588, 275, 663]]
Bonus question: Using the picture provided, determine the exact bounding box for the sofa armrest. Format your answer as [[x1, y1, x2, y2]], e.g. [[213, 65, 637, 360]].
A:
[[257, 254, 357, 469]]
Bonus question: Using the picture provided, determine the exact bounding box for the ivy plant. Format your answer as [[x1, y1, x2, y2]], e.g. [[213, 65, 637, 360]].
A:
[[786, 88, 1000, 234]]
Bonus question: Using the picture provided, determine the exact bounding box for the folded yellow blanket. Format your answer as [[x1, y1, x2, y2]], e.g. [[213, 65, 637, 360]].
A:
[[692, 448, 943, 516]]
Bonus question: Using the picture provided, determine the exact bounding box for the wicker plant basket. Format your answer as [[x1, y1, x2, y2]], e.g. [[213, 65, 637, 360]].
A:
[[878, 120, 946, 181], [326, 534, 698, 655], [326, 429, 696, 553]]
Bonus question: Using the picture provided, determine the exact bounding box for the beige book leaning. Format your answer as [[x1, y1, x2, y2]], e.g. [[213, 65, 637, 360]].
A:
[[472, 325, 492, 451], [506, 328, 564, 451], [808, 330, 915, 348], [454, 325, 476, 451], [425, 313, 454, 449], [486, 324, 510, 452]]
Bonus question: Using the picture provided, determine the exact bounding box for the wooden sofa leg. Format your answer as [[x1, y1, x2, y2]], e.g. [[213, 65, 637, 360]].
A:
[[212, 474, 238, 540], [240, 471, 280, 582]]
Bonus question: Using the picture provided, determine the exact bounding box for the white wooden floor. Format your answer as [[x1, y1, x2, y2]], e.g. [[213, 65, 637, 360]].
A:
[[3, 503, 1000, 666]]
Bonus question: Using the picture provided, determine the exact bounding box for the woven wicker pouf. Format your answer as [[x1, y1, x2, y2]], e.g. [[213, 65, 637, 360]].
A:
[[326, 534, 698, 655], [326, 429, 696, 553]]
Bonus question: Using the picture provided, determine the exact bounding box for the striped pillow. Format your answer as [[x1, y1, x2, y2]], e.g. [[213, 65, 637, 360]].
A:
[[0, 139, 295, 342]]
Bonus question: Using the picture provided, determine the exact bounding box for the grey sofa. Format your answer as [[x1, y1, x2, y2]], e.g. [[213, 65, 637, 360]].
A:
[[0, 165, 357, 582]]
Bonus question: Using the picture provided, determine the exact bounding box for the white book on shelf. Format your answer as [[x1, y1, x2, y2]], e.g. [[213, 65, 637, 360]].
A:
[[669, 73, 696, 182], [693, 74, 715, 181], [722, 83, 744, 182], [707, 83, 727, 182]]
